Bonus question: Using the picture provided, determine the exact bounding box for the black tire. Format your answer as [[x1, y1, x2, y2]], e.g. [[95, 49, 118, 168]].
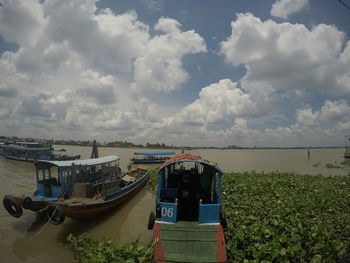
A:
[[46, 205, 65, 225], [3, 195, 23, 218], [22, 197, 32, 209], [148, 211, 156, 230]]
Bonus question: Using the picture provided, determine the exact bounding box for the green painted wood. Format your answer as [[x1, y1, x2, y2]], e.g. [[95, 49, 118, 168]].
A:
[[160, 221, 218, 262]]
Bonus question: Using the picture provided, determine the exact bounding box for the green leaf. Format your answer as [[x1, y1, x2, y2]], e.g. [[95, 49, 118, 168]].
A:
[[236, 229, 245, 241], [310, 254, 322, 263]]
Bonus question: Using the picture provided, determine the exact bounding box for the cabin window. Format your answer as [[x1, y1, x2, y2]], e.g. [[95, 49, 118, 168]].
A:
[[38, 169, 46, 181]]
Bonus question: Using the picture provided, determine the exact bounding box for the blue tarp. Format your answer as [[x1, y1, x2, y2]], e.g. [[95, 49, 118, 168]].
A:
[[134, 151, 176, 156]]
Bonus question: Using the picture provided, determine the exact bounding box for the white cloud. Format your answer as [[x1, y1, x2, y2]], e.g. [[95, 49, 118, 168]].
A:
[[77, 70, 118, 104], [296, 108, 318, 126], [319, 100, 350, 122], [271, 0, 309, 19], [0, 1, 348, 147], [296, 100, 350, 127], [0, 0, 208, 141], [131, 17, 206, 92], [0, 0, 45, 45], [220, 13, 350, 95], [141, 0, 164, 12], [153, 79, 256, 137]]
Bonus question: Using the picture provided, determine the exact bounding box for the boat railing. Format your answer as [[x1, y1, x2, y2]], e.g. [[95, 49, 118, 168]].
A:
[[198, 203, 220, 224]]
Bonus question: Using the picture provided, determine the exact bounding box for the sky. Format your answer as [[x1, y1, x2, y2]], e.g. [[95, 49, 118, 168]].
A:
[[0, 0, 349, 147]]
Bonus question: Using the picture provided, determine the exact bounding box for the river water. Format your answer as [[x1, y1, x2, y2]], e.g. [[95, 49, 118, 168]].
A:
[[0, 146, 349, 262]]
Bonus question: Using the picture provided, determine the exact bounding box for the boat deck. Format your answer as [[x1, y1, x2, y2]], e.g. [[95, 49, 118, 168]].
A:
[[154, 221, 227, 263]]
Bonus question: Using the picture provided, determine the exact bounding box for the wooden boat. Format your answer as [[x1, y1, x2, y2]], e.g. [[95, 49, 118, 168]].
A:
[[148, 153, 227, 263], [0, 140, 79, 162], [3, 141, 54, 161], [131, 151, 176, 164], [53, 150, 81, 161], [3, 155, 150, 225]]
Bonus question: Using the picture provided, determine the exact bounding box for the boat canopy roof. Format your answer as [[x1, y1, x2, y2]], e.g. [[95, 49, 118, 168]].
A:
[[5, 145, 53, 151], [159, 153, 222, 174], [35, 155, 119, 168], [134, 151, 176, 156]]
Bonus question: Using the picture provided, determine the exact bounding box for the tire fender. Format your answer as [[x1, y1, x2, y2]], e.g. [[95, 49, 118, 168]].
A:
[[47, 205, 65, 225], [3, 195, 23, 218], [148, 211, 156, 230]]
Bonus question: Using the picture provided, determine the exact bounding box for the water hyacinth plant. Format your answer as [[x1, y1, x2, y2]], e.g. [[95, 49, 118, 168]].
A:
[[222, 172, 350, 262], [67, 233, 152, 263], [68, 171, 350, 262]]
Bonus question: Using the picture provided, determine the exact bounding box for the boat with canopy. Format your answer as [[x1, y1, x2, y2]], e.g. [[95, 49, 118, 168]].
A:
[[148, 153, 227, 263], [3, 155, 150, 225], [131, 151, 176, 164]]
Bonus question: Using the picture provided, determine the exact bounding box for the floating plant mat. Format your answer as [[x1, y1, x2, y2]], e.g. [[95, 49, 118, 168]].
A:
[[222, 172, 350, 262]]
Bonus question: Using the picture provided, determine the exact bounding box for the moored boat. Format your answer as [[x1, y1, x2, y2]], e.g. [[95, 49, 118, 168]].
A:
[[148, 153, 227, 263], [0, 140, 80, 162], [3, 141, 54, 161], [3, 155, 150, 225], [131, 151, 176, 164]]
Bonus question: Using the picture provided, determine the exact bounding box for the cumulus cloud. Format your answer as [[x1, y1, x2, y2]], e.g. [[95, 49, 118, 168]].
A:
[[220, 13, 350, 96], [153, 79, 256, 137], [0, 0, 209, 141], [131, 18, 206, 92], [0, 0, 45, 45], [0, 1, 348, 147], [296, 108, 318, 126], [271, 0, 309, 19], [296, 100, 350, 127], [77, 70, 118, 104]]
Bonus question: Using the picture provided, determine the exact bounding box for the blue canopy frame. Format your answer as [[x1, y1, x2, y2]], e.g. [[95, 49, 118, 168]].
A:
[[134, 151, 176, 156], [156, 157, 223, 224]]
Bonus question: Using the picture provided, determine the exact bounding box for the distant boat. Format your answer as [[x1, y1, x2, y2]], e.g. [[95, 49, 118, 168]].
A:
[[0, 140, 80, 162], [53, 150, 81, 161], [148, 153, 227, 263], [131, 151, 176, 164], [1, 140, 54, 161], [3, 155, 150, 225]]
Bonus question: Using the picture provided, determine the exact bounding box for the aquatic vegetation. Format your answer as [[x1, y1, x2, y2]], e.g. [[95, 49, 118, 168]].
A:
[[222, 172, 350, 262], [67, 233, 152, 263], [68, 171, 350, 262], [146, 168, 158, 192]]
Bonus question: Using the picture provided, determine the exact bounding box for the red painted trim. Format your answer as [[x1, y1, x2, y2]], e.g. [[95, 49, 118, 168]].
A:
[[153, 223, 165, 263], [216, 225, 228, 262]]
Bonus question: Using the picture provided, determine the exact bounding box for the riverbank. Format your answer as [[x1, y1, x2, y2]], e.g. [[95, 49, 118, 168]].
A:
[[68, 171, 350, 262]]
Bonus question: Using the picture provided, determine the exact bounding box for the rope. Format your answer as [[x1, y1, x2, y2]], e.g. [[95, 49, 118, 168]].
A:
[[31, 203, 59, 239], [35, 200, 50, 213], [140, 237, 159, 263]]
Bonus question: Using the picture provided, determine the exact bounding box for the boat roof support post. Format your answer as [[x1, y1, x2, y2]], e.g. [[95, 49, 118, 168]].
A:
[[217, 171, 222, 203], [156, 169, 163, 202], [102, 165, 105, 195], [72, 163, 76, 185]]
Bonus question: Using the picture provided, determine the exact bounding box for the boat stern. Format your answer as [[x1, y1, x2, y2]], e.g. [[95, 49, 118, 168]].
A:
[[153, 221, 227, 263]]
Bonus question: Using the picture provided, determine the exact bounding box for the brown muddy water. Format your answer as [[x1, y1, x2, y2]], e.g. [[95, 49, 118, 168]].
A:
[[0, 146, 349, 262]]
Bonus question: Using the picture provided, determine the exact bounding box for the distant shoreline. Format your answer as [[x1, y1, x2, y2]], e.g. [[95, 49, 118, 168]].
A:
[[53, 144, 346, 150]]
